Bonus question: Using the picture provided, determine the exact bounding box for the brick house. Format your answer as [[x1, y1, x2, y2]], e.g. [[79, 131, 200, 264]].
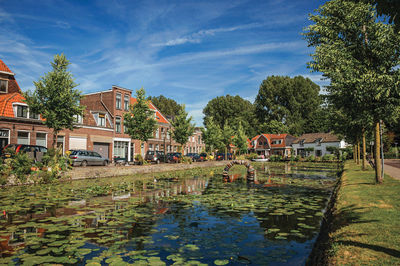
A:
[[184, 127, 205, 155], [249, 133, 296, 158], [0, 59, 54, 150], [0, 59, 203, 161]]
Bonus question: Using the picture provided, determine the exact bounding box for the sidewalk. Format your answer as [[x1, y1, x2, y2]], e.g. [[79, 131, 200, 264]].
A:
[[68, 161, 228, 180], [384, 159, 400, 180]]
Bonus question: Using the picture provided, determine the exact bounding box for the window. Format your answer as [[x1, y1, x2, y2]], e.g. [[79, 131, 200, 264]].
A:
[[161, 128, 165, 138], [116, 93, 122, 109], [124, 95, 129, 111], [36, 133, 46, 147], [198, 136, 201, 144], [17, 131, 29, 145], [149, 144, 153, 151], [29, 112, 39, 120], [123, 122, 127, 133], [16, 105, 28, 118], [98, 114, 106, 127], [155, 144, 159, 151], [272, 140, 282, 145], [74, 114, 83, 124], [155, 128, 159, 138], [0, 80, 7, 93], [258, 141, 263, 146], [115, 117, 121, 133]]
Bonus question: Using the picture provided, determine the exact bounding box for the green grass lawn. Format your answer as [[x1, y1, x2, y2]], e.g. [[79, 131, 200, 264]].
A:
[[328, 161, 400, 265]]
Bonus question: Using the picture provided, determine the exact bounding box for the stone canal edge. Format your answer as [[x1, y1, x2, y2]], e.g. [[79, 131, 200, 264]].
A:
[[68, 161, 229, 180]]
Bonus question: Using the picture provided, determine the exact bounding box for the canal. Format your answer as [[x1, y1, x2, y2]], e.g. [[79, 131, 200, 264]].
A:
[[0, 162, 341, 265]]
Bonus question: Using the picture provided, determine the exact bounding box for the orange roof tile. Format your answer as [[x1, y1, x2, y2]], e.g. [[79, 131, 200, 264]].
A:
[[0, 93, 25, 117], [0, 58, 13, 74], [130, 97, 170, 124]]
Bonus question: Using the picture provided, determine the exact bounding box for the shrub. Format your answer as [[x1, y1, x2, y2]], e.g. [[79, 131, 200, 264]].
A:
[[270, 155, 282, 162], [306, 155, 316, 162], [294, 155, 300, 161], [236, 154, 246, 160], [181, 156, 193, 164], [135, 154, 145, 165], [245, 153, 258, 160]]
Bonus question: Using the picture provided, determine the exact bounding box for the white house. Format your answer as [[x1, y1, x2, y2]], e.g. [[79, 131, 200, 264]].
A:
[[292, 133, 347, 157]]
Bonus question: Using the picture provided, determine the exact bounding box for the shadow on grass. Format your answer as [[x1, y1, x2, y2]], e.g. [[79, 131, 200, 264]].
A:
[[337, 241, 400, 258], [307, 201, 379, 265]]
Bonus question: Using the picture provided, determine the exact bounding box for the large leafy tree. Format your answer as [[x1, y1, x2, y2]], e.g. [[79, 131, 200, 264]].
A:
[[203, 95, 258, 138], [233, 122, 248, 155], [304, 0, 400, 183], [254, 75, 322, 136], [171, 105, 195, 154], [25, 54, 84, 148], [201, 117, 223, 155], [221, 122, 235, 158], [124, 88, 157, 155], [147, 95, 182, 118]]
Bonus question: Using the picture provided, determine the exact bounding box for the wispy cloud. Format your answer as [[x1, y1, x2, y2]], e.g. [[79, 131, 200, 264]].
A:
[[153, 23, 264, 47]]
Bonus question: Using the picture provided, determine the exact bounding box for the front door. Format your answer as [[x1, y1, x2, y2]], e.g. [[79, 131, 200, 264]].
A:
[[130, 143, 135, 162]]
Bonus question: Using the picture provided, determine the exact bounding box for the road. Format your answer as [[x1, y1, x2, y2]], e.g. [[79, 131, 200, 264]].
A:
[[384, 159, 400, 180]]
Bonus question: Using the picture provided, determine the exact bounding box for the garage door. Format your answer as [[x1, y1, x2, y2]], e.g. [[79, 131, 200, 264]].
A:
[[69, 136, 87, 150], [93, 142, 109, 159]]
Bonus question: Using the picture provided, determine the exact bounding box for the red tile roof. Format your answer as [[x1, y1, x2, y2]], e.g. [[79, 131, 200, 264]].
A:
[[0, 93, 25, 117], [130, 98, 170, 124], [0, 59, 13, 74], [249, 133, 291, 149]]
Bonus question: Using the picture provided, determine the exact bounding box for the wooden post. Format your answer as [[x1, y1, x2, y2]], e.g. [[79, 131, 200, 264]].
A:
[[362, 130, 367, 170]]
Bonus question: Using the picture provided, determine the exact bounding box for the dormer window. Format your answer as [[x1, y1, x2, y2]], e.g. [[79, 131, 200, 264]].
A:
[[17, 105, 28, 118], [316, 138, 322, 146], [0, 79, 7, 93], [272, 139, 282, 145], [74, 114, 83, 124], [299, 140, 305, 147]]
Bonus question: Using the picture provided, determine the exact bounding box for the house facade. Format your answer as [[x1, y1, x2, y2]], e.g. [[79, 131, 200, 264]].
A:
[[292, 133, 347, 157], [0, 59, 204, 161], [184, 128, 205, 155], [0, 59, 54, 151], [249, 134, 296, 158]]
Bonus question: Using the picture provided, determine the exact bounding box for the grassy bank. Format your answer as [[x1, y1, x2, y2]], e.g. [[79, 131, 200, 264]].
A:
[[327, 161, 400, 264]]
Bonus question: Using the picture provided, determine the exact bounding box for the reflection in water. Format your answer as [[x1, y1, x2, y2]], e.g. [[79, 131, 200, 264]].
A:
[[0, 163, 340, 265]]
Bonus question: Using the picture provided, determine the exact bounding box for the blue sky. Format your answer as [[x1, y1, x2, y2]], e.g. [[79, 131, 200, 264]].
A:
[[0, 0, 328, 126]]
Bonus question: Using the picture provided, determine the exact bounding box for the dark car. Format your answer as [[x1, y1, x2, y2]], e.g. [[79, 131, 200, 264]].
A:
[[69, 149, 109, 166], [186, 153, 200, 162], [145, 150, 166, 164], [216, 153, 233, 161], [166, 152, 182, 163], [198, 152, 208, 161], [1, 144, 48, 162]]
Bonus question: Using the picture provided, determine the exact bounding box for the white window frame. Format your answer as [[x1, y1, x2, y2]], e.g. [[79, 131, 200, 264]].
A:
[[124, 95, 129, 111], [115, 116, 121, 133], [17, 130, 30, 145], [116, 93, 122, 109], [36, 132, 47, 147], [0, 128, 10, 145]]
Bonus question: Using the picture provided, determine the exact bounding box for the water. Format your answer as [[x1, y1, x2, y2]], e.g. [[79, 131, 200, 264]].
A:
[[0, 162, 341, 265]]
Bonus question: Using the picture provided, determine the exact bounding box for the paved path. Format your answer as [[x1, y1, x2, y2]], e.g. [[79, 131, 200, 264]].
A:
[[68, 161, 229, 180], [384, 159, 400, 180]]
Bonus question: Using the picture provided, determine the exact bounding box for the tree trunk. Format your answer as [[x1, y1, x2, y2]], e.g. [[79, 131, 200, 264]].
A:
[[52, 131, 58, 149], [356, 140, 360, 165], [375, 122, 382, 183], [362, 130, 367, 170], [353, 145, 357, 163]]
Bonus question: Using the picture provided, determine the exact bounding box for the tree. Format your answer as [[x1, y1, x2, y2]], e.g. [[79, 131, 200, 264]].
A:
[[203, 95, 258, 138], [254, 75, 322, 136], [221, 122, 235, 159], [304, 0, 400, 183], [147, 95, 182, 118], [25, 54, 84, 148], [352, 0, 400, 29], [201, 117, 223, 155], [259, 120, 289, 134], [233, 122, 248, 155], [124, 88, 157, 155], [171, 105, 195, 154]]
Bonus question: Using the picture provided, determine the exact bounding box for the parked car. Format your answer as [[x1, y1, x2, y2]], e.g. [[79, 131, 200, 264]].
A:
[[145, 150, 166, 164], [186, 153, 200, 162], [166, 152, 182, 163], [216, 153, 233, 161], [1, 144, 48, 162], [69, 150, 109, 166], [198, 152, 208, 161]]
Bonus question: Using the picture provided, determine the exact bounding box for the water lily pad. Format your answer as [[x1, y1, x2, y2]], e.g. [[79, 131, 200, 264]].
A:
[[214, 259, 229, 265]]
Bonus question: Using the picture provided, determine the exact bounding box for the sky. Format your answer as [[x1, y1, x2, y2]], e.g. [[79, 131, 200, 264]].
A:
[[0, 0, 329, 126]]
